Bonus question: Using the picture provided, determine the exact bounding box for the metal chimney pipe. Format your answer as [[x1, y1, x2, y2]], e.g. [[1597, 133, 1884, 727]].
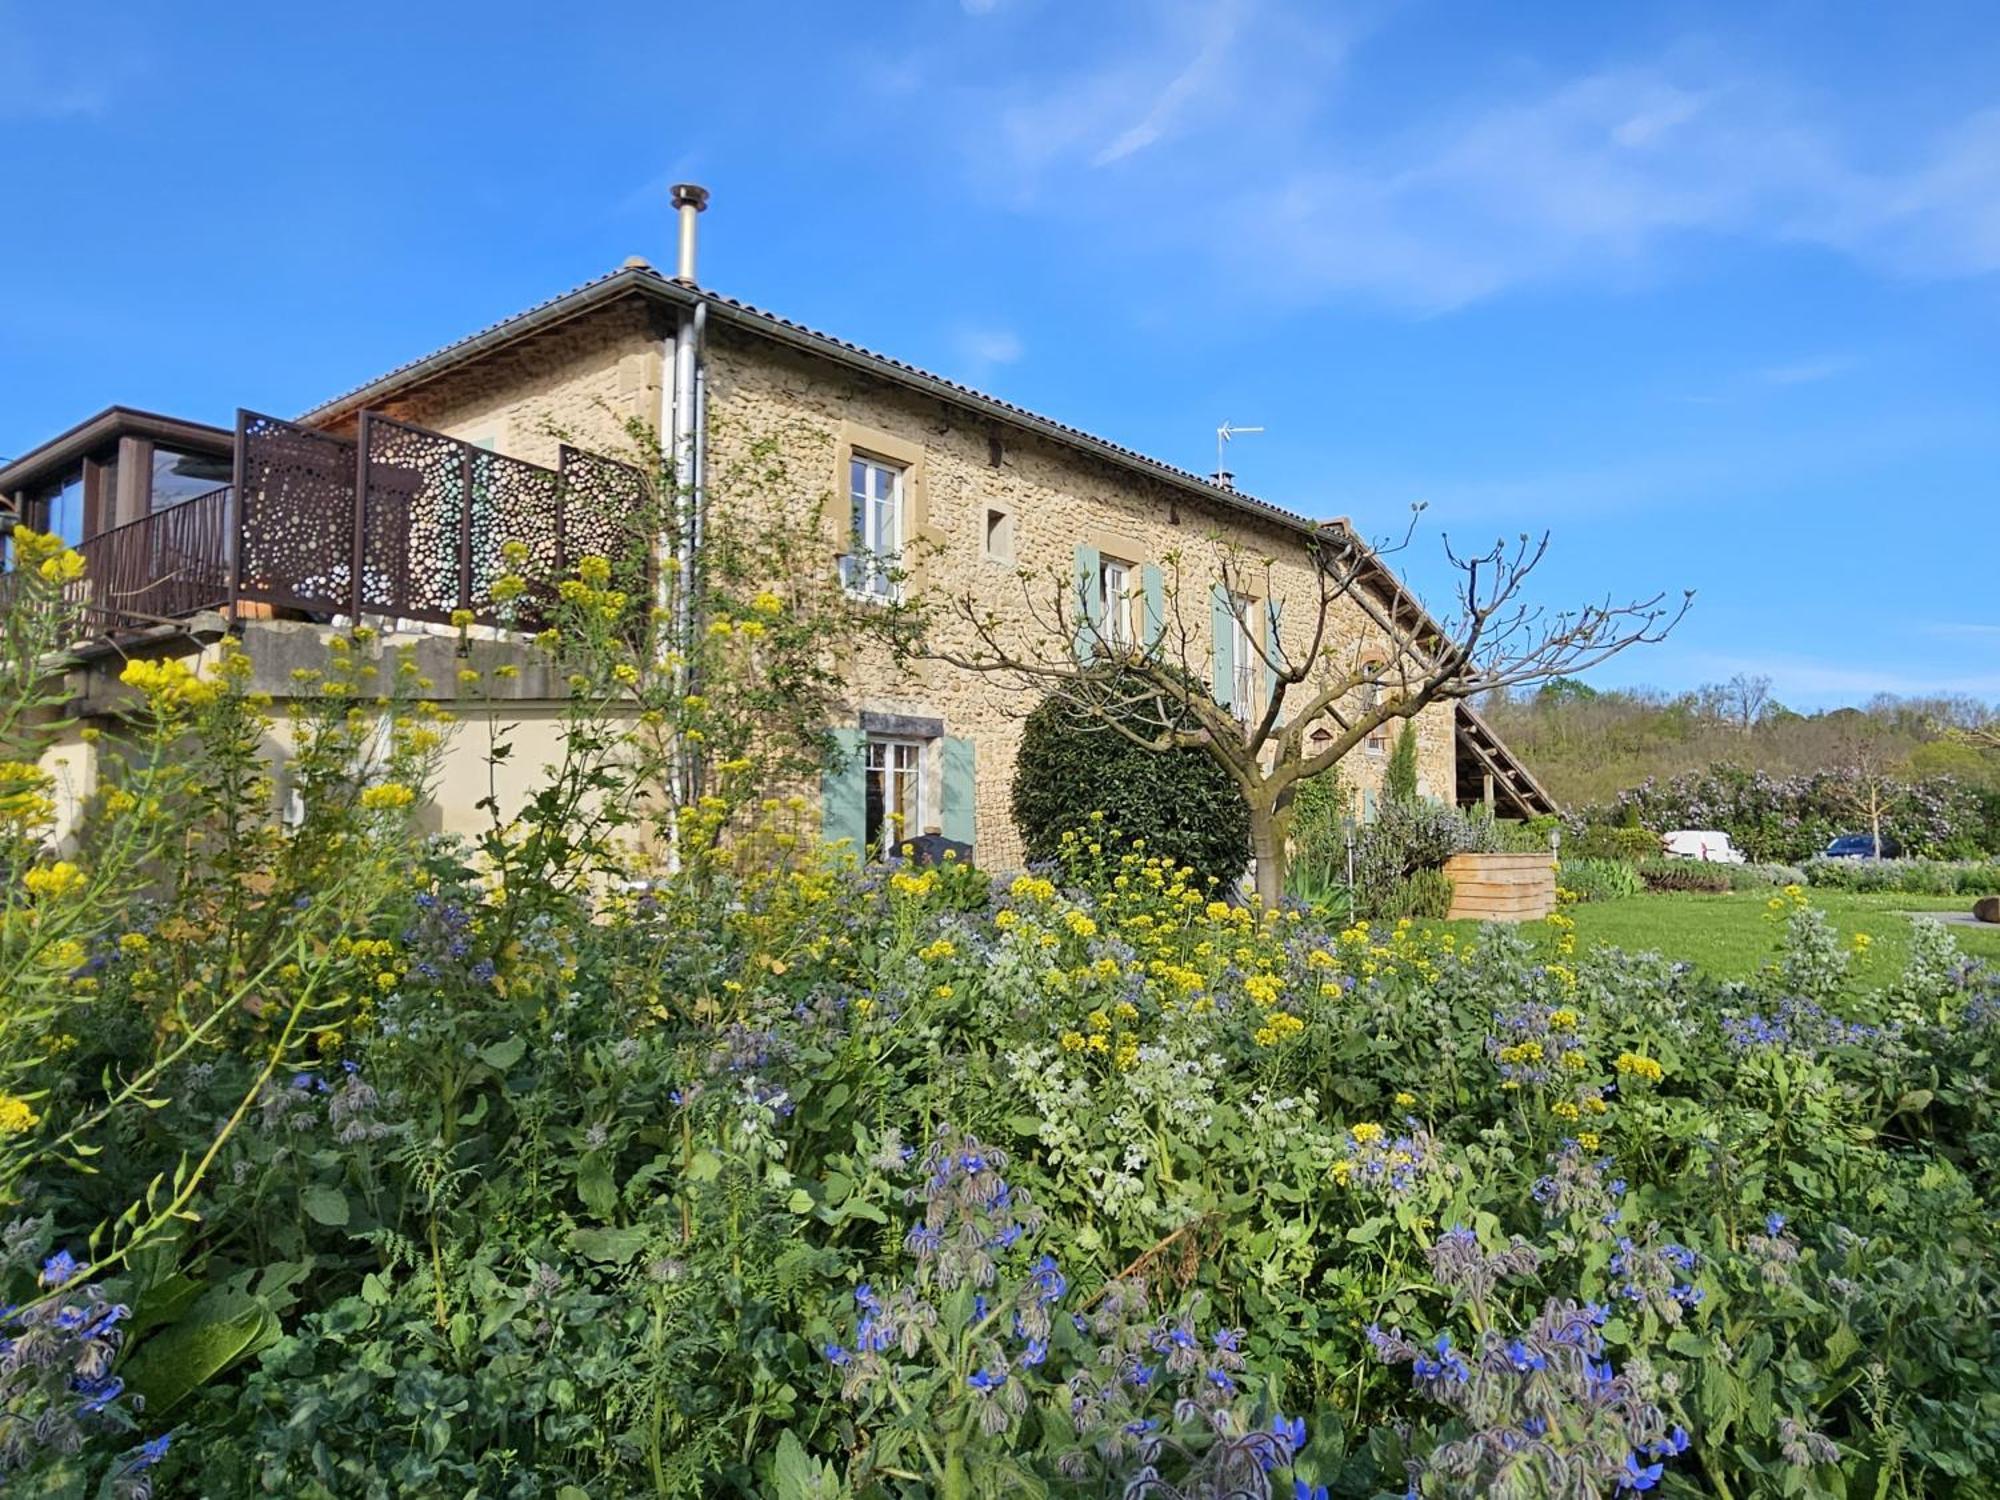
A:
[[670, 183, 710, 285]]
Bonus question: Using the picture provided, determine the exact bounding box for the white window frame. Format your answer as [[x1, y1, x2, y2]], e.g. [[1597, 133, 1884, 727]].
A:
[[844, 455, 904, 603], [1229, 594, 1256, 721], [1099, 558, 1134, 647], [1360, 661, 1388, 754], [863, 736, 924, 851]]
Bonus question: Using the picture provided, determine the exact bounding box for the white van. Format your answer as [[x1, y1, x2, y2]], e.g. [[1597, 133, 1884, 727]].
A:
[[1661, 830, 1747, 865]]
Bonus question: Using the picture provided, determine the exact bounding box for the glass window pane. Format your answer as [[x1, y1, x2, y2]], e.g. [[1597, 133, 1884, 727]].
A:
[[151, 447, 232, 508]]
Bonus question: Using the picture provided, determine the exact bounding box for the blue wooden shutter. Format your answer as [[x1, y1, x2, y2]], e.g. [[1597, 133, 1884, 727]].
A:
[[1072, 544, 1101, 659], [821, 728, 867, 851], [1140, 563, 1165, 647], [941, 736, 976, 848], [1210, 585, 1235, 712], [1263, 597, 1283, 714]]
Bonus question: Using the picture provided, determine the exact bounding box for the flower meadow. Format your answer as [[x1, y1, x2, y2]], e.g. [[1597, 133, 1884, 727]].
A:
[[2, 532, 1999, 1499]]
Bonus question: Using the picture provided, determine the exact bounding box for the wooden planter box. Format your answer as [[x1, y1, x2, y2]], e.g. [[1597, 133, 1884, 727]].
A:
[[1442, 852, 1556, 923]]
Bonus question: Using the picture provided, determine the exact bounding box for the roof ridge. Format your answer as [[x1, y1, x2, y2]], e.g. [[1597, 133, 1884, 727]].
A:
[[297, 262, 1329, 536]]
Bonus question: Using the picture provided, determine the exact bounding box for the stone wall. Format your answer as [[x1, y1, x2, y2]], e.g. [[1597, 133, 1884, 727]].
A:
[[314, 295, 1461, 870]]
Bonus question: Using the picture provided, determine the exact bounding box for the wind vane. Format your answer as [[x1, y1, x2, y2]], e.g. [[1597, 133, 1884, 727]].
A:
[[1213, 421, 1264, 489]]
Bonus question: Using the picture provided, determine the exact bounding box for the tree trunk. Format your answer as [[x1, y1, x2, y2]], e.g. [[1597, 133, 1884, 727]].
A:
[[1249, 801, 1288, 909]]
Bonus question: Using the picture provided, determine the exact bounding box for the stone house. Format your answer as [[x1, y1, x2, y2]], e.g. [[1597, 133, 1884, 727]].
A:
[[0, 191, 1553, 868]]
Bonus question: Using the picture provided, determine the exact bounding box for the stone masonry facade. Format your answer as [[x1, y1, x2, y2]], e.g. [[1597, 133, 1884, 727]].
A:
[[339, 294, 1458, 870]]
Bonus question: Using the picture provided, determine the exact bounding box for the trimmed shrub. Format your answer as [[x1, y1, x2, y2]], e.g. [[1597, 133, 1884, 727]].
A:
[[1724, 862, 1809, 891], [1012, 687, 1250, 888], [1800, 856, 2000, 896], [1566, 825, 1663, 863], [1637, 859, 1732, 894], [1558, 856, 1645, 903]]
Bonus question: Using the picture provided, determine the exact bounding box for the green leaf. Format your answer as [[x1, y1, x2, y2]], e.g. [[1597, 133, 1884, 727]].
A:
[[1345, 1216, 1390, 1245], [1894, 1088, 1934, 1115], [123, 1289, 282, 1415], [480, 1034, 528, 1070], [558, 1489, 591, 1500], [688, 1149, 724, 1183], [301, 1185, 350, 1227], [570, 1225, 649, 1263], [361, 1271, 392, 1305], [772, 1430, 815, 1500], [787, 1188, 816, 1214], [576, 1154, 619, 1218]]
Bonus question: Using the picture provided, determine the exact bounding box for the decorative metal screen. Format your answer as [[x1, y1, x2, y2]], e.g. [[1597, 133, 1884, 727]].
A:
[[558, 445, 652, 595], [235, 411, 357, 616], [230, 410, 637, 629]]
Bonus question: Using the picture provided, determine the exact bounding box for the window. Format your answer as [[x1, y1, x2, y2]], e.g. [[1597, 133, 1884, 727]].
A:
[[1360, 658, 1387, 753], [863, 738, 923, 851], [35, 469, 86, 546], [844, 455, 904, 601], [1099, 558, 1134, 646], [1229, 595, 1256, 719], [983, 506, 1014, 562], [149, 447, 231, 509]]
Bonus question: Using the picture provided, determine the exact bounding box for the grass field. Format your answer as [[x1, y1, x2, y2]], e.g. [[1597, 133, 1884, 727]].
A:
[[1433, 889, 2000, 984]]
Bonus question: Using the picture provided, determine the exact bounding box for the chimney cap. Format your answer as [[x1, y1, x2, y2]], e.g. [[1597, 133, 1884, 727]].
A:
[[671, 183, 711, 212], [1210, 469, 1235, 490], [621, 254, 653, 270]]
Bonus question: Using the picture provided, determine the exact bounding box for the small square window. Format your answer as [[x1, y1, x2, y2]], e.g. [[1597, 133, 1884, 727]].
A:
[[984, 507, 1015, 562]]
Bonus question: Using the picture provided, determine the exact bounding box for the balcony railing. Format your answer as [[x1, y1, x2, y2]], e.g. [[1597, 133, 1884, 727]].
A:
[[73, 485, 233, 632], [1, 411, 650, 646], [232, 410, 649, 628]]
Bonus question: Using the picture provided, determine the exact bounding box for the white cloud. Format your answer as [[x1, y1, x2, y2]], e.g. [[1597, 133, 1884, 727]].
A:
[[921, 8, 2000, 311], [950, 326, 1025, 376], [1757, 356, 1856, 386]]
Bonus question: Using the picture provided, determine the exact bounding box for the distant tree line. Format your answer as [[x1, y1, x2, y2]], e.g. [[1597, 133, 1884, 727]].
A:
[[1484, 673, 2000, 859]]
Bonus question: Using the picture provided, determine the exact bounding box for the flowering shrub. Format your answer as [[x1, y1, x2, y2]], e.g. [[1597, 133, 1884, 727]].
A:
[[1604, 763, 1992, 862], [3, 530, 1998, 1499]]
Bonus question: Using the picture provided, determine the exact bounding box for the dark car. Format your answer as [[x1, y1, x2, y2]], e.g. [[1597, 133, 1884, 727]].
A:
[[1824, 833, 1900, 860]]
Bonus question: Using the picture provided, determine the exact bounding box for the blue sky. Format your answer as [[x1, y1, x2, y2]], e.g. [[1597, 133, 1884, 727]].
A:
[[3, 0, 1997, 708]]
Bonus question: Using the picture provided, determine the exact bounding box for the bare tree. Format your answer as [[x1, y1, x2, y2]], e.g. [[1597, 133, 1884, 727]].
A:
[[913, 514, 1688, 904], [1834, 721, 1904, 857], [1722, 672, 1772, 734]]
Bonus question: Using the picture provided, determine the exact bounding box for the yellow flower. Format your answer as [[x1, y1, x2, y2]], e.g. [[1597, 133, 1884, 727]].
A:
[[1393, 1091, 1416, 1109], [1551, 1100, 1581, 1122], [1613, 1052, 1664, 1084], [1085, 1033, 1109, 1053], [1851, 932, 1872, 953], [917, 939, 957, 963], [994, 909, 1019, 930], [750, 590, 784, 617], [1548, 1008, 1578, 1030], [359, 783, 416, 811], [1350, 1122, 1385, 1145], [0, 1095, 41, 1135], [450, 608, 475, 629], [1064, 911, 1098, 939], [1577, 1131, 1601, 1151], [24, 861, 86, 901]]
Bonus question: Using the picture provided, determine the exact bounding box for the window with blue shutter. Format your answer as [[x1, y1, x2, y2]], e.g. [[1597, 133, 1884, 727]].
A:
[[941, 737, 976, 848], [1210, 585, 1235, 713], [821, 728, 868, 851], [1141, 563, 1165, 646], [1072, 544, 1102, 658]]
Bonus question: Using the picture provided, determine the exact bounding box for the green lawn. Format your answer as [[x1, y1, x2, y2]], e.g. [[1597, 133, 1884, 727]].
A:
[[1434, 889, 2000, 984]]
